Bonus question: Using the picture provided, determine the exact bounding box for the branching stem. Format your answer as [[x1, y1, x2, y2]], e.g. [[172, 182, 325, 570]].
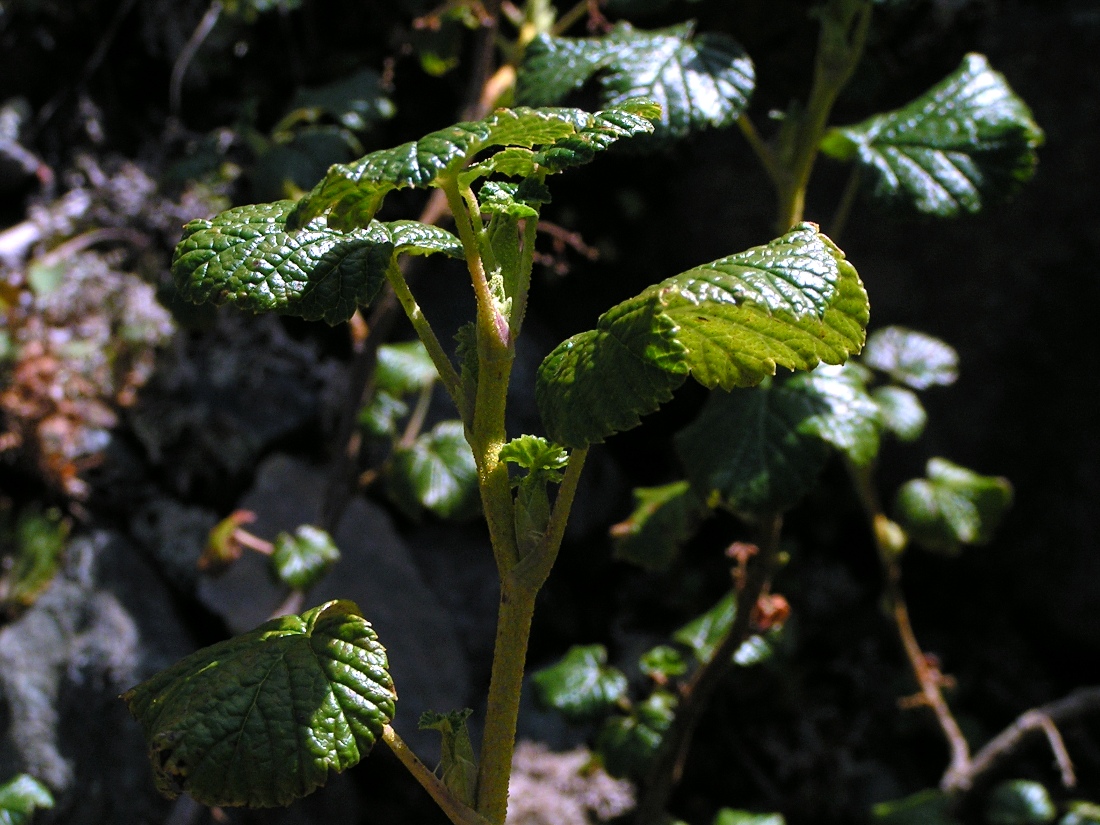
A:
[[384, 726, 492, 825]]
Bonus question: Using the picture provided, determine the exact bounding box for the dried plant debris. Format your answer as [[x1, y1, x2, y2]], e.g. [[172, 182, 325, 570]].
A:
[[0, 155, 225, 497], [506, 741, 635, 825]]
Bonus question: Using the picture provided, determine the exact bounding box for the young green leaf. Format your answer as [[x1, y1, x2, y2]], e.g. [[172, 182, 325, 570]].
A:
[[518, 22, 754, 139], [820, 53, 1044, 217], [271, 525, 340, 590], [290, 100, 660, 230], [893, 458, 1013, 555], [386, 420, 479, 521], [532, 645, 629, 723], [538, 224, 868, 448], [0, 774, 54, 825], [674, 382, 831, 517], [610, 480, 705, 571], [987, 780, 1057, 825], [861, 327, 958, 389], [172, 200, 462, 325], [595, 690, 677, 779], [872, 789, 961, 825], [639, 645, 688, 680], [672, 591, 779, 665], [418, 709, 477, 807], [358, 391, 408, 438], [122, 600, 395, 808], [713, 811, 786, 825], [500, 435, 569, 484], [871, 385, 927, 442], [1061, 801, 1100, 825], [375, 340, 439, 396]]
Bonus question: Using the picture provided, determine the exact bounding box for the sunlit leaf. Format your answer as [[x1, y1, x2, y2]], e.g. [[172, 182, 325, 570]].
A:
[[532, 645, 628, 723], [861, 327, 958, 390], [639, 645, 688, 680], [0, 774, 54, 825], [500, 435, 569, 484], [271, 525, 340, 591], [872, 385, 927, 442], [820, 53, 1043, 216], [123, 601, 395, 808], [418, 709, 477, 807], [672, 591, 778, 665], [386, 420, 479, 521], [786, 364, 882, 466], [713, 811, 786, 825], [375, 340, 438, 396]]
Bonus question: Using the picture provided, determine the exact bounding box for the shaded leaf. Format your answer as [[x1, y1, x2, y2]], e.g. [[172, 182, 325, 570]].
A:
[[872, 385, 927, 442], [595, 691, 677, 779], [1061, 801, 1100, 825], [872, 789, 961, 824], [820, 53, 1043, 216], [538, 224, 868, 448], [894, 458, 1013, 555], [172, 201, 461, 325], [271, 525, 340, 590], [0, 774, 54, 825], [291, 100, 659, 230], [123, 600, 395, 808], [672, 591, 778, 665], [358, 391, 408, 438], [639, 645, 687, 680], [386, 420, 479, 521], [276, 67, 395, 136], [713, 811, 786, 825], [861, 327, 958, 389], [987, 780, 1057, 825], [418, 709, 477, 807], [518, 22, 754, 139], [532, 645, 629, 723], [0, 506, 68, 614], [610, 480, 705, 571]]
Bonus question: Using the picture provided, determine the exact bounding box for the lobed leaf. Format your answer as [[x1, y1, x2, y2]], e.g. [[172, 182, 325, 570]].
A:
[[595, 691, 676, 779], [0, 774, 54, 825], [499, 435, 569, 484], [386, 420, 479, 521], [123, 601, 395, 808], [271, 525, 340, 591], [786, 365, 882, 467], [519, 23, 754, 139], [871, 385, 927, 442], [532, 645, 629, 723], [292, 100, 659, 230], [538, 224, 868, 448], [610, 481, 704, 571], [861, 326, 958, 389], [893, 458, 1013, 555], [673, 591, 779, 666], [172, 201, 461, 325], [820, 53, 1043, 217]]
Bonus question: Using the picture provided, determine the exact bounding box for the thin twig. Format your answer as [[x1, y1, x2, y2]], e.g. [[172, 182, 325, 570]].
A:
[[826, 164, 861, 241], [384, 726, 492, 825], [170, 1, 224, 117], [737, 115, 782, 190]]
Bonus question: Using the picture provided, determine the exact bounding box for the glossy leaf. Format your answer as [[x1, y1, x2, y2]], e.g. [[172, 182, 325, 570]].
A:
[[675, 382, 831, 516], [787, 365, 882, 466], [358, 391, 408, 438], [532, 645, 629, 723], [713, 811, 786, 825], [375, 340, 438, 396], [386, 420, 479, 521], [1061, 801, 1100, 825], [0, 774, 54, 825], [639, 645, 688, 680], [538, 224, 868, 448], [861, 327, 958, 390], [673, 591, 778, 666], [894, 458, 1013, 555], [123, 600, 395, 808], [595, 691, 677, 779], [872, 385, 927, 442], [271, 525, 340, 590], [872, 789, 961, 825], [499, 435, 569, 484], [610, 480, 704, 571], [820, 53, 1043, 216], [518, 22, 754, 139], [987, 780, 1057, 825], [172, 201, 462, 325], [418, 709, 477, 807], [291, 100, 659, 230]]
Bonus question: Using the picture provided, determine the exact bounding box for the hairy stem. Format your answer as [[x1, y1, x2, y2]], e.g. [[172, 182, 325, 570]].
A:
[[635, 513, 784, 825], [384, 726, 492, 825]]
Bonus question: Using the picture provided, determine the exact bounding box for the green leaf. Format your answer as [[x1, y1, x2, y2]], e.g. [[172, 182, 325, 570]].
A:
[[861, 327, 958, 390], [123, 600, 395, 808], [893, 458, 1013, 555], [271, 525, 340, 591], [987, 780, 1057, 825], [532, 645, 629, 723], [358, 390, 408, 438], [872, 385, 927, 442], [672, 591, 778, 666], [291, 100, 659, 230], [595, 690, 677, 779], [171, 201, 461, 325], [276, 67, 395, 136], [787, 365, 882, 466], [1, 506, 68, 613], [386, 420, 479, 521], [418, 709, 477, 807], [375, 340, 438, 396], [610, 481, 705, 571], [638, 645, 688, 680], [1061, 801, 1100, 825], [674, 383, 831, 517], [0, 774, 54, 825], [820, 53, 1043, 217], [872, 789, 961, 825], [518, 22, 754, 140], [713, 811, 786, 825], [500, 435, 569, 484], [538, 224, 868, 448]]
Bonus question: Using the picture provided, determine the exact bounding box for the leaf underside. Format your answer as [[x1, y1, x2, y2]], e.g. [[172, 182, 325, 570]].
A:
[[123, 600, 395, 808], [518, 22, 755, 139], [172, 200, 462, 324], [537, 223, 868, 448], [820, 53, 1043, 217]]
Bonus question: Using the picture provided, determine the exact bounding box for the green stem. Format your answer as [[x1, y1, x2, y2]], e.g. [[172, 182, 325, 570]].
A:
[[774, 0, 872, 233], [383, 726, 492, 825], [737, 114, 782, 189], [826, 164, 861, 241]]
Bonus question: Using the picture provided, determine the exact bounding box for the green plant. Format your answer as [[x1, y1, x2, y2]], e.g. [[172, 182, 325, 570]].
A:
[[119, 3, 1096, 825]]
